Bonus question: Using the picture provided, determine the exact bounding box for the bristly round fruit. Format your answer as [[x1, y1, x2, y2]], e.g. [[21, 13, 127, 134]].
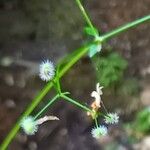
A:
[[91, 125, 108, 139], [20, 116, 38, 135], [39, 60, 55, 82], [104, 113, 119, 124]]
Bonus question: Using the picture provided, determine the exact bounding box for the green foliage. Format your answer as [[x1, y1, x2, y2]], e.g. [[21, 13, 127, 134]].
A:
[[88, 44, 102, 58], [117, 78, 140, 96], [93, 52, 128, 87], [84, 26, 99, 37], [133, 107, 150, 134], [84, 26, 101, 58]]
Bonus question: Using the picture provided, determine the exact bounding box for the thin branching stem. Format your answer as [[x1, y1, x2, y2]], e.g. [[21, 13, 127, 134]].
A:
[[95, 118, 99, 128], [75, 0, 98, 36], [101, 15, 150, 41], [61, 94, 92, 113], [34, 94, 59, 120]]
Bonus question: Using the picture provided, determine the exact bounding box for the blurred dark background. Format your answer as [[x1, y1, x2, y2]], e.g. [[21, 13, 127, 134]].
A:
[[0, 0, 150, 149]]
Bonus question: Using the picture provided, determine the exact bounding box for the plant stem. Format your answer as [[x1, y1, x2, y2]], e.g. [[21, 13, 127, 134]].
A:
[[101, 101, 108, 114], [34, 94, 59, 120], [94, 118, 98, 128], [0, 82, 54, 150], [1, 14, 149, 150], [75, 0, 98, 36], [55, 67, 62, 94], [56, 78, 61, 94], [61, 94, 92, 113], [101, 15, 150, 41]]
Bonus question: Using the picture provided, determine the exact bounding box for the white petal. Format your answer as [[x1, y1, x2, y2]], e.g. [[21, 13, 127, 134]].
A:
[[91, 91, 97, 98], [96, 83, 100, 92], [96, 83, 103, 95], [91, 91, 101, 107], [36, 115, 59, 125]]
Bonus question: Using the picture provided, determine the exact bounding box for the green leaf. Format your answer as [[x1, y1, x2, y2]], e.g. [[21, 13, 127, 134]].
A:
[[88, 44, 102, 58], [93, 52, 128, 87], [84, 26, 99, 36]]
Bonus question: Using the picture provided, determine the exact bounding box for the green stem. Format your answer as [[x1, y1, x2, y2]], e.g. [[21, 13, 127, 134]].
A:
[[61, 94, 92, 113], [34, 94, 59, 120], [59, 43, 92, 77], [101, 101, 108, 114], [1, 14, 149, 150], [0, 82, 53, 150], [94, 118, 98, 128], [75, 0, 98, 36], [56, 78, 61, 94], [101, 15, 150, 41], [52, 80, 59, 93], [55, 67, 62, 94]]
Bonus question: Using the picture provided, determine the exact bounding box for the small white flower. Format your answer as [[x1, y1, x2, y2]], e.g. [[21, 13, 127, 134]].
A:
[[104, 113, 119, 124], [91, 83, 103, 107], [39, 60, 55, 82], [20, 116, 38, 135], [91, 125, 108, 139]]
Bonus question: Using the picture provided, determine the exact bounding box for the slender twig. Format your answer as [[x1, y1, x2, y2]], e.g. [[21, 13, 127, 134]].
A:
[[101, 101, 108, 114], [94, 118, 99, 128], [61, 94, 92, 113], [101, 15, 150, 41], [34, 94, 59, 120], [56, 67, 62, 94], [75, 0, 98, 36]]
